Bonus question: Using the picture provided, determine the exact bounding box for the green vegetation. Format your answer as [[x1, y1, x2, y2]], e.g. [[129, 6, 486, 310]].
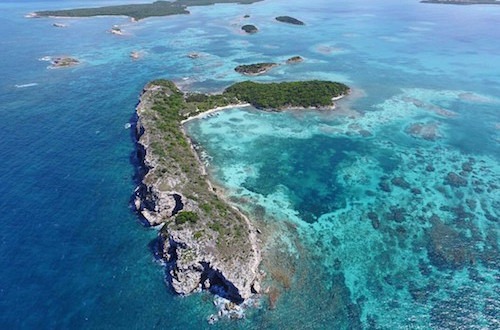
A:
[[275, 16, 305, 25], [234, 63, 278, 75], [241, 24, 258, 34], [175, 211, 199, 225], [224, 80, 350, 109], [35, 0, 263, 20], [149, 78, 348, 114]]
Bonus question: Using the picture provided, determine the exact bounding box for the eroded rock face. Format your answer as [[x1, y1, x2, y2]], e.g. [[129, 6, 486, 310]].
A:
[[161, 227, 253, 301], [135, 185, 185, 225]]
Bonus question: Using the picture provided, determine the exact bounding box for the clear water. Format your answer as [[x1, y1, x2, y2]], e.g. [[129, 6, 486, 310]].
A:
[[1, 0, 498, 328]]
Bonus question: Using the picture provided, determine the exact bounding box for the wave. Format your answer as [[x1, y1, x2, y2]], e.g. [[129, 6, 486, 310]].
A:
[[15, 83, 38, 88]]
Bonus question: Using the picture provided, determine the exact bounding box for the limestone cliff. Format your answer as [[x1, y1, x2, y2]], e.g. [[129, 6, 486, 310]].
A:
[[133, 81, 262, 302]]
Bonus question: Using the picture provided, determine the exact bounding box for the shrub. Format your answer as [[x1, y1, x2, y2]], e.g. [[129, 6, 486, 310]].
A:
[[175, 211, 199, 225]]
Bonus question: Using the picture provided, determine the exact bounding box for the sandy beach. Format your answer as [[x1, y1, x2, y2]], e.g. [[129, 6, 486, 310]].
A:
[[181, 103, 251, 124]]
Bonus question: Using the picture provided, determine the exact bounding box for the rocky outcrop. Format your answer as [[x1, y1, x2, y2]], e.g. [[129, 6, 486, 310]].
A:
[[133, 82, 262, 303], [241, 24, 258, 34], [286, 56, 303, 64], [50, 57, 79, 68], [234, 63, 278, 76], [275, 16, 305, 25]]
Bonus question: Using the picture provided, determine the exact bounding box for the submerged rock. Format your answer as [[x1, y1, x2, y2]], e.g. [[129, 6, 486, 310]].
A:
[[465, 199, 477, 210], [445, 172, 467, 187], [461, 161, 474, 172], [426, 214, 475, 270], [411, 187, 422, 195], [391, 177, 410, 189], [367, 212, 380, 229], [387, 207, 406, 223], [378, 180, 392, 192], [409, 282, 432, 303], [405, 122, 441, 141]]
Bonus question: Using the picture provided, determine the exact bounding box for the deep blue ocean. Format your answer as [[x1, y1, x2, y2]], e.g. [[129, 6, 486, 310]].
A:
[[0, 0, 498, 328]]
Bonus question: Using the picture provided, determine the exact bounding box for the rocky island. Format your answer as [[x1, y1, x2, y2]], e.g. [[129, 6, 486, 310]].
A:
[[50, 57, 79, 68], [421, 0, 500, 4], [134, 79, 349, 306], [275, 15, 305, 25], [33, 0, 264, 21], [235, 62, 278, 75], [286, 55, 304, 64]]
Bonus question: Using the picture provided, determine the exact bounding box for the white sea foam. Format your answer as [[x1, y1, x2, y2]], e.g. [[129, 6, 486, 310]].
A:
[[15, 83, 38, 88]]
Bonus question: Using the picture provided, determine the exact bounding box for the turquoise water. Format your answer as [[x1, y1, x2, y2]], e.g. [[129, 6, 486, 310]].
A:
[[1, 0, 498, 328]]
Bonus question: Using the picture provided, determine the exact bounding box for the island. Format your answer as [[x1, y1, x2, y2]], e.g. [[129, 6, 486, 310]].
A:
[[50, 57, 79, 68], [234, 62, 278, 75], [241, 24, 258, 34], [33, 0, 264, 21], [286, 55, 304, 64], [134, 79, 349, 314], [275, 15, 305, 25], [421, 0, 500, 4]]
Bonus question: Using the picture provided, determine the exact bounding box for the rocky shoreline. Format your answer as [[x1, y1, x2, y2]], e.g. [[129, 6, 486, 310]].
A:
[[133, 82, 262, 306]]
